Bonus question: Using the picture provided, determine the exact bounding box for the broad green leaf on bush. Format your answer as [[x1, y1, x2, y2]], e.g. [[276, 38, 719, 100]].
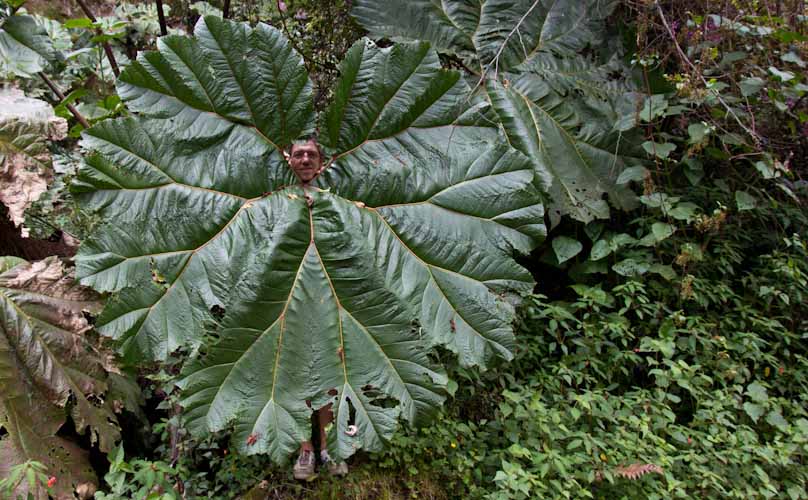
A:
[[738, 76, 766, 97], [743, 401, 765, 423], [639, 222, 675, 246], [0, 89, 68, 231], [552, 236, 582, 264], [31, 14, 72, 53], [642, 140, 676, 159], [735, 190, 757, 210], [768, 66, 795, 82], [616, 166, 649, 185], [0, 12, 58, 77], [0, 257, 123, 497], [75, 18, 545, 462], [486, 77, 641, 223], [612, 258, 650, 277], [746, 381, 768, 404], [766, 410, 788, 431], [353, 0, 613, 72]]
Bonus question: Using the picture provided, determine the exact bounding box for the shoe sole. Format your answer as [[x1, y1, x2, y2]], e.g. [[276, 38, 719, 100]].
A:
[[294, 472, 317, 481]]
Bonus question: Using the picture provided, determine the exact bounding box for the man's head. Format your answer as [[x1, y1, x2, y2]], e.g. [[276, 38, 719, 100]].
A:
[[288, 138, 323, 183]]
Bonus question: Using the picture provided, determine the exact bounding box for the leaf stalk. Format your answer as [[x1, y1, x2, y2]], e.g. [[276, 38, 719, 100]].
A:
[[38, 72, 90, 129], [74, 0, 121, 77]]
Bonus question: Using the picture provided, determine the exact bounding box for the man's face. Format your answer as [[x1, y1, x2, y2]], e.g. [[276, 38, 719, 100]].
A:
[[288, 140, 322, 183]]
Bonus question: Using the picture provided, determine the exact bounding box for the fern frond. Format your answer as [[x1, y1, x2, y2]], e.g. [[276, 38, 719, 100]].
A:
[[614, 463, 664, 480]]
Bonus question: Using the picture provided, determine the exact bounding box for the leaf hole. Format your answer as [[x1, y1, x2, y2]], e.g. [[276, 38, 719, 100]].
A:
[[210, 304, 226, 320]]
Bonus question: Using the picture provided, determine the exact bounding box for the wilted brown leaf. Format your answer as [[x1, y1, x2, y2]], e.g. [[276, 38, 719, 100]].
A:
[[0, 257, 133, 499], [0, 89, 67, 234]]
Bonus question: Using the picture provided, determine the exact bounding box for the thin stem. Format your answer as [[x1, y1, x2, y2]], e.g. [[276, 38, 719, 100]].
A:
[[155, 0, 168, 36], [223, 0, 231, 19], [39, 73, 91, 129], [484, 0, 541, 80], [275, 0, 337, 73], [75, 0, 120, 77], [655, 2, 759, 146], [469, 0, 540, 97]]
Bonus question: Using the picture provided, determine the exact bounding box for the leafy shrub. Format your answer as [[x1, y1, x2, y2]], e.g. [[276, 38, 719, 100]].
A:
[[3, 1, 807, 499]]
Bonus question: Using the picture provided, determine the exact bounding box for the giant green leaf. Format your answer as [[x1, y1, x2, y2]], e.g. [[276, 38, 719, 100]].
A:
[[353, 0, 613, 73], [485, 76, 641, 224], [74, 18, 544, 462], [0, 257, 122, 498], [352, 0, 643, 224]]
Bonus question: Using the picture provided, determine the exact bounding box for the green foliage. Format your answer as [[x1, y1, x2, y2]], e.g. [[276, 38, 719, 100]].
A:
[[0, 5, 60, 78], [353, 0, 645, 224], [378, 223, 808, 498], [258, 0, 363, 110], [0, 460, 52, 500], [74, 16, 545, 465], [364, 5, 808, 498], [96, 445, 184, 500], [1, 2, 805, 499], [0, 256, 139, 499]]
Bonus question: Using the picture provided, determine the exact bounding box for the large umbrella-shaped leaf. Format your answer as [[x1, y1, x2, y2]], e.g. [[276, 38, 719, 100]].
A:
[[352, 0, 642, 224], [0, 257, 119, 498], [352, 0, 613, 73], [75, 17, 544, 462]]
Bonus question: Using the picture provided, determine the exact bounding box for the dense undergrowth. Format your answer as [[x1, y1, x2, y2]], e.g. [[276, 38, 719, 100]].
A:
[[1, 0, 806, 499]]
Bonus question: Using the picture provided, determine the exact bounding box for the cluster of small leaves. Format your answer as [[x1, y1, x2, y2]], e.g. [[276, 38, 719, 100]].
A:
[[0, 460, 54, 500], [379, 226, 808, 498], [95, 445, 184, 500], [628, 0, 808, 177], [0, 0, 152, 245]]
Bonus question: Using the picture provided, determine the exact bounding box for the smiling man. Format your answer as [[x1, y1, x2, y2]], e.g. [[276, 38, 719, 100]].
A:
[[287, 137, 323, 184]]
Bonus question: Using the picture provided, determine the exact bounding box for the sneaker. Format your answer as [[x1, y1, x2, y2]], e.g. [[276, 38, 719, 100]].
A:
[[320, 450, 348, 476], [293, 449, 316, 481]]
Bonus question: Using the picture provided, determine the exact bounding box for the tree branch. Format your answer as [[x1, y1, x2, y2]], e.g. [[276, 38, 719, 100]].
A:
[[483, 0, 541, 80], [155, 0, 168, 36], [38, 73, 90, 129], [275, 0, 338, 73], [74, 0, 120, 77], [655, 2, 759, 146]]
